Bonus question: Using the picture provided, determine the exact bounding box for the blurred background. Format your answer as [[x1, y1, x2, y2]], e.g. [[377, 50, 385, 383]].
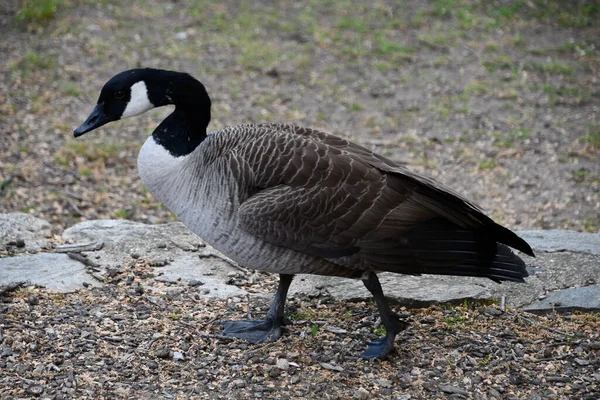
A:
[[1, 0, 598, 235]]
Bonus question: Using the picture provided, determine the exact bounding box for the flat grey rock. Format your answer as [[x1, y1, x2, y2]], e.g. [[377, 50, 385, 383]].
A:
[[518, 230, 600, 255], [523, 285, 600, 314], [1, 213, 599, 308], [63, 219, 245, 298], [0, 253, 101, 293], [292, 274, 493, 307], [155, 254, 247, 298], [0, 212, 52, 253]]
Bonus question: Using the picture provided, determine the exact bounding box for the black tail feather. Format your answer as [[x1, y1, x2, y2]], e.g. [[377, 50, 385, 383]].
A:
[[360, 219, 531, 283]]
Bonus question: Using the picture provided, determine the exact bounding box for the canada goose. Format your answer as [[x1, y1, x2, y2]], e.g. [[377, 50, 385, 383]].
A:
[[74, 68, 533, 359]]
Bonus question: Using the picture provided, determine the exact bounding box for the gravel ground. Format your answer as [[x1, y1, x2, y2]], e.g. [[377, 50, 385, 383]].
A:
[[1, 269, 599, 399], [1, 0, 600, 398]]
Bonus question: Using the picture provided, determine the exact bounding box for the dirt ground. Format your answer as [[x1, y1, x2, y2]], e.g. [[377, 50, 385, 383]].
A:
[[1, 0, 599, 399]]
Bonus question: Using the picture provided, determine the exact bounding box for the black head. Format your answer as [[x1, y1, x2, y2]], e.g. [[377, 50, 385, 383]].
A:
[[73, 68, 211, 137], [74, 69, 157, 137]]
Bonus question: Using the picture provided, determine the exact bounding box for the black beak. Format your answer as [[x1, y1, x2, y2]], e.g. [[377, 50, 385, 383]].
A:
[[74, 103, 111, 137]]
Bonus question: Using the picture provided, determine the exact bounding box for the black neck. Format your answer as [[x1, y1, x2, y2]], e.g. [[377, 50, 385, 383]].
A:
[[145, 69, 211, 157]]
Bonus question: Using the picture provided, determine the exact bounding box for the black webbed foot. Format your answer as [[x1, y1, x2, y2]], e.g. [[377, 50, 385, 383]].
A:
[[361, 333, 396, 359], [220, 274, 294, 344], [221, 318, 286, 343]]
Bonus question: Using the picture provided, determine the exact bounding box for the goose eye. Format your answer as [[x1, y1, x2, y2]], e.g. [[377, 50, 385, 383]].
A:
[[114, 91, 125, 100]]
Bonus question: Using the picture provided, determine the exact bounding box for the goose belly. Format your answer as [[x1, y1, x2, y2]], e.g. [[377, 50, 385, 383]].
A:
[[176, 204, 321, 275]]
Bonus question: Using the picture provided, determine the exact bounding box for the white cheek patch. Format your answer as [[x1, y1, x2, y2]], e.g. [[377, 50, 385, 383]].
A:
[[122, 81, 154, 118]]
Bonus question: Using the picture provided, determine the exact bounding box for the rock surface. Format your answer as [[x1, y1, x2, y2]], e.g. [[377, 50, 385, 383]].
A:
[[0, 213, 598, 311], [0, 212, 52, 253], [0, 253, 102, 293], [523, 284, 600, 314]]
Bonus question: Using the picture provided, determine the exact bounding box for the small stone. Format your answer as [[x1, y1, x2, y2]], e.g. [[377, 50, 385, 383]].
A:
[[188, 280, 204, 287], [173, 351, 184, 361], [440, 385, 468, 395], [592, 373, 600, 382], [485, 307, 503, 317], [175, 31, 187, 40], [26, 385, 44, 395], [574, 358, 589, 366], [324, 326, 347, 334], [354, 387, 369, 399], [376, 379, 393, 388], [27, 296, 38, 305], [32, 365, 44, 375], [154, 347, 171, 359], [290, 375, 300, 384], [130, 252, 140, 259], [232, 379, 245, 388], [276, 358, 289, 370], [420, 317, 436, 324], [321, 362, 343, 372], [15, 238, 26, 248]]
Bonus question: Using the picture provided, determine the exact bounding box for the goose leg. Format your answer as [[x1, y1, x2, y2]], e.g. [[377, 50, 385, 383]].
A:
[[221, 274, 294, 343], [361, 271, 409, 359]]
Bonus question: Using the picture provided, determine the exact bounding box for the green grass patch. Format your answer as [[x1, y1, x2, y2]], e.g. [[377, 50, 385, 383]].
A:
[[15, 51, 56, 72], [581, 125, 600, 149], [336, 16, 369, 33], [15, 0, 62, 24], [482, 54, 516, 72], [525, 61, 575, 75], [478, 158, 498, 170], [60, 82, 82, 97]]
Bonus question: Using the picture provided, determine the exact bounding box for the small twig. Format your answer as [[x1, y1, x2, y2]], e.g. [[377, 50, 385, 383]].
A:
[[0, 281, 27, 296], [67, 197, 88, 218], [67, 252, 101, 271], [462, 44, 481, 60], [519, 315, 577, 337], [246, 293, 252, 320], [532, 354, 570, 363], [64, 190, 84, 201], [56, 241, 103, 253]]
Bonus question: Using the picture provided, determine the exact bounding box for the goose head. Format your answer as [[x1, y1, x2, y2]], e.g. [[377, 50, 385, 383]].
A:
[[74, 68, 211, 138]]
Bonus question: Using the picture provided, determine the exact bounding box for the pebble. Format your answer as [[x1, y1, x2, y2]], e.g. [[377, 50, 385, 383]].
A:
[[354, 387, 370, 399], [324, 326, 347, 334], [173, 352, 184, 361], [440, 385, 468, 395], [175, 31, 187, 40], [290, 375, 300, 384], [15, 238, 26, 248], [154, 347, 171, 359], [574, 358, 589, 366], [26, 385, 44, 395], [232, 379, 245, 388], [485, 307, 503, 317], [188, 279, 204, 287], [27, 296, 38, 305], [276, 358, 289, 370], [377, 379, 393, 388], [320, 362, 343, 372]]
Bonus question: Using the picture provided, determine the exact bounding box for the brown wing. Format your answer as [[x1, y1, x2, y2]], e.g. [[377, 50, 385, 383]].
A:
[[234, 124, 532, 281]]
